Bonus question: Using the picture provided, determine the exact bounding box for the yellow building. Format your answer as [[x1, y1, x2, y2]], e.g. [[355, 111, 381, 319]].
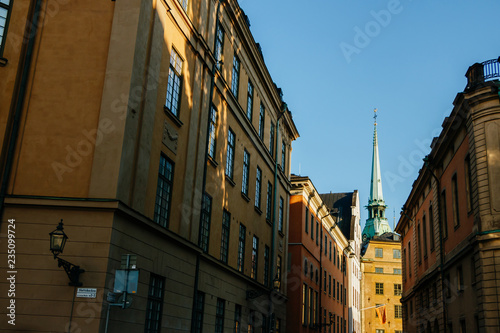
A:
[[361, 234, 403, 333], [0, 0, 298, 331]]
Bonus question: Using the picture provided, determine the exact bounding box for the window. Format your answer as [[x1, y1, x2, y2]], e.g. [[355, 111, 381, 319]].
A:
[[165, 48, 183, 117], [452, 174, 460, 228], [247, 311, 254, 333], [144, 274, 165, 333], [392, 304, 402, 319], [225, 129, 235, 179], [460, 319, 466, 333], [231, 55, 240, 97], [376, 329, 385, 333], [375, 267, 383, 273], [316, 221, 319, 245], [302, 284, 307, 325], [465, 155, 473, 213], [336, 281, 339, 300], [208, 105, 217, 159], [423, 214, 428, 257], [329, 275, 332, 296], [417, 223, 422, 262], [264, 245, 270, 286], [324, 270, 327, 292], [308, 287, 313, 327], [154, 154, 174, 227], [408, 241, 412, 276], [242, 150, 250, 196], [215, 298, 225, 333], [276, 255, 282, 290], [237, 224, 246, 272], [329, 241, 332, 261], [199, 193, 212, 253], [246, 81, 253, 121], [375, 248, 383, 258], [176, 0, 188, 11], [220, 210, 230, 263], [311, 214, 314, 241], [375, 305, 382, 318], [193, 291, 205, 333], [394, 268, 402, 275], [266, 182, 272, 221], [269, 121, 275, 157], [255, 167, 262, 209], [251, 236, 258, 279], [441, 190, 448, 238], [375, 282, 384, 295], [457, 265, 464, 292], [393, 249, 401, 259], [259, 104, 265, 140], [278, 197, 284, 233], [281, 140, 286, 171], [275, 318, 281, 333], [234, 304, 241, 333], [305, 207, 309, 234], [429, 204, 435, 251], [325, 236, 328, 255], [214, 22, 224, 70], [394, 283, 402, 296]]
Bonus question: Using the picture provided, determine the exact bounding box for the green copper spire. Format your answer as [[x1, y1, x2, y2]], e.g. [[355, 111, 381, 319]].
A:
[[362, 109, 392, 242]]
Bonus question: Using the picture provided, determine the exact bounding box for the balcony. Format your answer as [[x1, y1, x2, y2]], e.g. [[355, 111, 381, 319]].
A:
[[465, 57, 500, 90]]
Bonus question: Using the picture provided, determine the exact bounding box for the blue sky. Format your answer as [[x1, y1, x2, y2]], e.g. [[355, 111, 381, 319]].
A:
[[238, 0, 500, 229]]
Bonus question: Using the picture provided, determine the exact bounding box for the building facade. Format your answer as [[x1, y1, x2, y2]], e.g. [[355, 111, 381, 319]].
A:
[[395, 59, 500, 333], [287, 175, 354, 333], [360, 234, 403, 333], [0, 0, 298, 332], [321, 191, 362, 333]]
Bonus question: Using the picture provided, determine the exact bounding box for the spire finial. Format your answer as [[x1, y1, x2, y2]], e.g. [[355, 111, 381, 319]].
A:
[[374, 108, 378, 126]]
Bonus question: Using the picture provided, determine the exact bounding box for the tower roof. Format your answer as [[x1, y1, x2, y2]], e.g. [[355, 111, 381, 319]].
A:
[[370, 110, 384, 204]]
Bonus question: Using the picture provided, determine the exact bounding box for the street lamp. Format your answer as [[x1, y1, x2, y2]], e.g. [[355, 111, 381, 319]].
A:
[[272, 274, 281, 292], [49, 220, 85, 286]]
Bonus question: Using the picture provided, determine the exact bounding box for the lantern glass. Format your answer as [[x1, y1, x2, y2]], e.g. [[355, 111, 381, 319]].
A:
[[49, 220, 68, 257], [273, 275, 281, 292]]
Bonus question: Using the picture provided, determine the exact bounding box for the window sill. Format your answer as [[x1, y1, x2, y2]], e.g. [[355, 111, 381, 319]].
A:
[[208, 156, 218, 168], [225, 174, 235, 186], [0, 57, 7, 67], [278, 231, 284, 237], [454, 224, 460, 231], [266, 218, 272, 226], [254, 206, 262, 215], [164, 106, 183, 127], [241, 192, 250, 202]]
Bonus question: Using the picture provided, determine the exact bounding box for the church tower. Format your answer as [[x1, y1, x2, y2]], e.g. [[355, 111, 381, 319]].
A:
[[362, 109, 392, 241]]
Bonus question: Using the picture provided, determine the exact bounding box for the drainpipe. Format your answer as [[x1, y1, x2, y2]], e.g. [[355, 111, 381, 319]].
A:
[[190, 0, 223, 331], [0, 0, 43, 223], [423, 156, 447, 333]]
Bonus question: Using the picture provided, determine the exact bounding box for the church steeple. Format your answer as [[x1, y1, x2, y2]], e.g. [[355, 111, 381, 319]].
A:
[[362, 109, 392, 242]]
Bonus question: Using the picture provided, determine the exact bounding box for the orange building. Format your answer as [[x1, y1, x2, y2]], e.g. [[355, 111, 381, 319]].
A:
[[396, 59, 500, 332], [287, 175, 355, 333]]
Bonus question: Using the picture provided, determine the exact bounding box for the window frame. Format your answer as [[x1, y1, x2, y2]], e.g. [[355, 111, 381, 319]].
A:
[[246, 80, 253, 121], [255, 166, 262, 209], [225, 128, 235, 179], [198, 193, 212, 253], [278, 196, 284, 233], [251, 235, 259, 279], [231, 54, 240, 97], [375, 282, 384, 295], [165, 48, 183, 117], [144, 274, 165, 333], [208, 105, 218, 159], [214, 21, 224, 70], [154, 154, 174, 228], [242, 149, 250, 196], [259, 103, 265, 141], [237, 224, 246, 272], [220, 210, 230, 263], [215, 298, 225, 333], [375, 247, 383, 258]]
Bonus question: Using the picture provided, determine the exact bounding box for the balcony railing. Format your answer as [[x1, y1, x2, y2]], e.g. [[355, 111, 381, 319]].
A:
[[465, 57, 500, 90], [483, 57, 500, 81]]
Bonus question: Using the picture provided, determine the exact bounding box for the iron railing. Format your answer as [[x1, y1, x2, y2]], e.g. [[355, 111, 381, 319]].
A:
[[483, 57, 500, 81]]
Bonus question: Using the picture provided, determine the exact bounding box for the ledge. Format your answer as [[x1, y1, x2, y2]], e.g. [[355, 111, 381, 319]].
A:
[[164, 107, 183, 127], [241, 192, 250, 202], [0, 57, 7, 67], [254, 206, 262, 215], [225, 175, 235, 186]]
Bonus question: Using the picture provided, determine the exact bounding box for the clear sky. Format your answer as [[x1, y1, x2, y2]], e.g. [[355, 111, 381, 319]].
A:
[[238, 0, 500, 230]]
